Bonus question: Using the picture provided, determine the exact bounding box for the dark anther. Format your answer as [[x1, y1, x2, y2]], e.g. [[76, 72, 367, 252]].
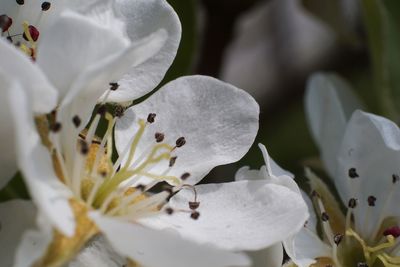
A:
[[116, 165, 121, 172], [348, 198, 357, 209], [175, 137, 186, 148], [189, 201, 200, 210], [147, 113, 156, 123], [50, 122, 62, 132], [23, 25, 40, 42], [109, 82, 119, 91], [357, 262, 368, 267], [135, 184, 146, 192], [0, 15, 12, 33], [181, 172, 190, 180], [72, 115, 81, 128], [155, 132, 165, 143], [169, 156, 177, 167], [367, 196, 377, 207], [321, 212, 329, 222], [16, 0, 24, 5], [80, 140, 89, 155], [97, 105, 107, 116], [165, 207, 174, 215], [99, 171, 107, 177], [6, 36, 12, 42], [333, 234, 343, 245], [383, 226, 400, 238], [190, 211, 200, 220], [348, 168, 359, 178], [114, 105, 125, 118], [393, 174, 400, 184], [41, 2, 51, 11]]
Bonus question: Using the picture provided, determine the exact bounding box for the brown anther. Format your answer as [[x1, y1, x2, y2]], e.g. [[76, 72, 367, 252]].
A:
[[311, 190, 320, 198], [114, 105, 125, 118], [23, 25, 39, 42], [175, 137, 186, 148], [41, 2, 51, 11], [50, 122, 62, 132], [189, 201, 200, 210], [147, 113, 156, 123], [135, 184, 146, 192], [348, 198, 357, 209], [190, 211, 200, 220], [321, 212, 329, 222], [72, 115, 81, 128], [181, 172, 190, 180], [155, 132, 165, 143], [165, 207, 174, 215], [97, 105, 107, 116], [348, 168, 359, 178], [367, 196, 376, 207], [109, 82, 119, 91], [169, 156, 177, 167], [79, 140, 89, 155], [0, 15, 12, 33], [383, 226, 400, 238], [393, 174, 400, 184], [99, 171, 107, 177], [333, 234, 343, 245], [16, 0, 24, 5], [357, 262, 368, 267]]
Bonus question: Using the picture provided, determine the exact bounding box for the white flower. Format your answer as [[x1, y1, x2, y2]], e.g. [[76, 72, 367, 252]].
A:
[[284, 73, 400, 267], [0, 0, 179, 187], [231, 143, 309, 267]]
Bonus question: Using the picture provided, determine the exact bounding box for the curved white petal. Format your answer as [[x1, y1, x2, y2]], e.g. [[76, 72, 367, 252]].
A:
[[90, 213, 250, 267], [108, 0, 182, 102], [115, 76, 259, 185], [283, 192, 330, 267], [10, 82, 74, 237], [0, 200, 36, 267], [140, 180, 308, 251], [258, 144, 294, 178], [69, 236, 126, 267], [37, 10, 129, 102], [337, 110, 400, 237], [246, 243, 283, 267], [0, 39, 57, 113], [305, 72, 362, 177], [15, 213, 53, 267]]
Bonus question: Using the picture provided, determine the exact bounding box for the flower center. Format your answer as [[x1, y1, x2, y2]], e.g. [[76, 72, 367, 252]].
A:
[[1, 1, 52, 60], [46, 86, 199, 221], [306, 168, 400, 267]]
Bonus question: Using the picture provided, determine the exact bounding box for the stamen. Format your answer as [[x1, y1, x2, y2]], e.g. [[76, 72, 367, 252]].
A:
[[348, 168, 359, 178], [23, 24, 39, 42], [155, 132, 165, 143], [72, 115, 81, 128], [383, 226, 400, 238], [97, 105, 107, 116], [0, 15, 12, 32], [190, 211, 200, 220], [16, 0, 24, 5], [50, 122, 62, 132], [175, 137, 186, 148], [41, 2, 51, 11], [165, 207, 174, 215], [334, 234, 343, 245], [147, 113, 156, 123], [367, 196, 377, 206], [169, 156, 177, 167], [109, 82, 119, 91], [114, 105, 125, 118], [181, 172, 191, 180]]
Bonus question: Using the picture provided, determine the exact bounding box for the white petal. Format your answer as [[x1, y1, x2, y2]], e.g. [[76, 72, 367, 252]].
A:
[[108, 0, 181, 102], [69, 236, 126, 267], [283, 192, 330, 267], [10, 82, 75, 237], [15, 213, 53, 267], [115, 76, 259, 185], [37, 10, 129, 102], [0, 39, 57, 113], [0, 200, 36, 267], [258, 144, 294, 178], [337, 110, 400, 237], [140, 180, 309, 251], [235, 166, 266, 181], [246, 243, 283, 267], [90, 213, 250, 267], [305, 72, 362, 177]]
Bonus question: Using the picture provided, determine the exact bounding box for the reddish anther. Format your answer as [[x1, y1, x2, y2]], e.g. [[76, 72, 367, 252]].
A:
[[23, 25, 40, 42], [383, 226, 400, 238], [0, 15, 12, 32]]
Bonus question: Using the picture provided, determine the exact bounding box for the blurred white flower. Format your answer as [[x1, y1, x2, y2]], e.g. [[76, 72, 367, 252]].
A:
[[284, 73, 400, 266]]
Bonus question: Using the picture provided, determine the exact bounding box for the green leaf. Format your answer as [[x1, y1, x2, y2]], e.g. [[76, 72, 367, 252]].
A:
[[362, 0, 400, 121]]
